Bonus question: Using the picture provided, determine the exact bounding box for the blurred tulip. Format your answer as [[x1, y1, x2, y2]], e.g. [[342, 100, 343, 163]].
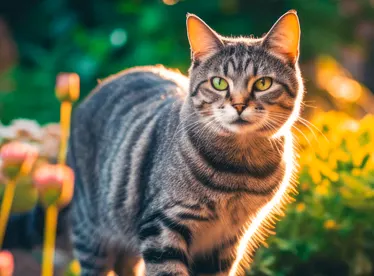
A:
[[55, 73, 80, 103], [0, 142, 38, 178], [56, 74, 79, 164], [0, 251, 13, 276], [33, 164, 74, 208]]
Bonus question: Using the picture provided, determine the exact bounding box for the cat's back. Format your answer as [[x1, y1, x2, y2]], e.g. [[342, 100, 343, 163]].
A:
[[76, 65, 188, 128]]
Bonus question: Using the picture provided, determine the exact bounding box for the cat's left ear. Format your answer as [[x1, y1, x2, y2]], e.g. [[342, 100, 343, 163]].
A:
[[186, 14, 224, 61], [263, 10, 300, 64]]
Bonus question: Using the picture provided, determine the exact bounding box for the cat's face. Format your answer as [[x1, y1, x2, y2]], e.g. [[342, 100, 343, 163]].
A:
[[187, 11, 303, 138]]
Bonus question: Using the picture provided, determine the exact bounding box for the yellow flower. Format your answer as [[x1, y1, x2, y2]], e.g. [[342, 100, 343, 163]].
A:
[[309, 167, 322, 183], [324, 219, 337, 230], [315, 184, 329, 196], [352, 168, 361, 176], [296, 203, 306, 213]]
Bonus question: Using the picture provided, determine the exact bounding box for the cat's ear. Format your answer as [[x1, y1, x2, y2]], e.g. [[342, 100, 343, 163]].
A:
[[263, 10, 300, 64], [186, 14, 223, 61]]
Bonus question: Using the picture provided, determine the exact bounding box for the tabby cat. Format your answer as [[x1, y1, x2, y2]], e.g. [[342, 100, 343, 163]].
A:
[[67, 10, 303, 276]]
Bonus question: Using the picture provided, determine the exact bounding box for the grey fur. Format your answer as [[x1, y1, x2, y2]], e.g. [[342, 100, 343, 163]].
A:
[[68, 12, 303, 276]]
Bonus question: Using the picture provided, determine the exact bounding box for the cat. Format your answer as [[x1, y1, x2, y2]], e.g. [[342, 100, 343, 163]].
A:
[[67, 10, 303, 276]]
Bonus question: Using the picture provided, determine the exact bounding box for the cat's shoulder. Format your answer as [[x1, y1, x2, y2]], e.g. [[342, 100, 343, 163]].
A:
[[75, 65, 188, 119]]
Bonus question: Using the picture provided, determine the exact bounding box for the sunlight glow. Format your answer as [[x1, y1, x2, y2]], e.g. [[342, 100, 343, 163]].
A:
[[273, 65, 304, 138], [316, 55, 364, 102], [229, 130, 297, 275]]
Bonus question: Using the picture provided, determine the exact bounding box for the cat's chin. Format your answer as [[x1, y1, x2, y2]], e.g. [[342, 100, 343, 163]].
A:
[[219, 121, 260, 135]]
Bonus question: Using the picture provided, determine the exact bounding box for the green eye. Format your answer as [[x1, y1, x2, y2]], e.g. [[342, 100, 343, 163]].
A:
[[211, 77, 229, 91], [254, 77, 273, 91]]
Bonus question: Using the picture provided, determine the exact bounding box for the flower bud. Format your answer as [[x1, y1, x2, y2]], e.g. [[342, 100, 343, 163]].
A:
[[33, 164, 74, 208], [0, 142, 38, 178], [0, 251, 13, 276], [55, 73, 80, 102], [65, 260, 81, 276]]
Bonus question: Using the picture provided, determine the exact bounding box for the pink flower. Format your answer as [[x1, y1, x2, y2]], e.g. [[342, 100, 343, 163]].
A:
[[0, 142, 38, 165], [55, 73, 80, 102], [0, 251, 14, 276], [0, 142, 38, 178], [33, 164, 74, 207]]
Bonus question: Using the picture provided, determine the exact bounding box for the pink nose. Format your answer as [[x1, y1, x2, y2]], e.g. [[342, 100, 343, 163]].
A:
[[232, 104, 247, 115]]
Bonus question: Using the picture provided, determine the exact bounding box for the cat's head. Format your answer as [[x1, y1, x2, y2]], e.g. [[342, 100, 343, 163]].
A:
[[187, 11, 303, 138]]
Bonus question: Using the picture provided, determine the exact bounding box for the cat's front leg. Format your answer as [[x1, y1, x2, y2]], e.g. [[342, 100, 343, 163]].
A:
[[138, 213, 191, 276]]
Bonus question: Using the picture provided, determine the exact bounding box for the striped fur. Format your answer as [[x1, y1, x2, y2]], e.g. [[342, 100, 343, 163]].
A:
[[68, 11, 303, 276]]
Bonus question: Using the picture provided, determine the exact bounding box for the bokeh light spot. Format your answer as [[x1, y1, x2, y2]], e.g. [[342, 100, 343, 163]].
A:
[[110, 28, 127, 47], [163, 0, 179, 5]]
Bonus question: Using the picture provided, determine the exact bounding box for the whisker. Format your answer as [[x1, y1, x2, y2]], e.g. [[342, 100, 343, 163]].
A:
[[269, 115, 311, 146], [298, 117, 329, 143]]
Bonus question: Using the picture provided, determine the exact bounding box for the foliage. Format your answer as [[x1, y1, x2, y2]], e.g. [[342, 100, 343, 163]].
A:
[[250, 112, 374, 276]]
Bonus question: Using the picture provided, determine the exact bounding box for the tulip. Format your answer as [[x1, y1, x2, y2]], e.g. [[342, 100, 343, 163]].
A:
[[0, 142, 38, 178], [55, 73, 80, 103], [55, 73, 80, 165], [0, 251, 13, 276], [33, 164, 74, 208], [0, 142, 38, 248], [34, 164, 74, 276]]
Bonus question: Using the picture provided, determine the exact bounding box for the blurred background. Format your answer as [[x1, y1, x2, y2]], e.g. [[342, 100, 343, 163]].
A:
[[0, 0, 374, 275]]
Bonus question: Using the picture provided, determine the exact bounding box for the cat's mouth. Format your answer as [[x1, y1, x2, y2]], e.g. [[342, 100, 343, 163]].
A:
[[232, 118, 253, 125]]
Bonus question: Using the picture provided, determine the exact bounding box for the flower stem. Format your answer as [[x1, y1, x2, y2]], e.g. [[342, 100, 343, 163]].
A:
[[0, 154, 37, 248], [0, 179, 16, 248], [58, 101, 72, 165], [41, 204, 58, 276]]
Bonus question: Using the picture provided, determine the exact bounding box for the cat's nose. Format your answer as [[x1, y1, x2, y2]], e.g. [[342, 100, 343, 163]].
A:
[[232, 104, 247, 115]]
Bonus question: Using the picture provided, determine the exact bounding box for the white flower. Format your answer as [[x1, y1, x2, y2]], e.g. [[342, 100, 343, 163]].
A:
[[42, 123, 61, 138], [40, 123, 61, 159], [9, 119, 42, 141], [0, 123, 16, 140]]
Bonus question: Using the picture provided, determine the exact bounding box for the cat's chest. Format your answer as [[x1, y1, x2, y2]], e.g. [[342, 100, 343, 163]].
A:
[[189, 194, 268, 255]]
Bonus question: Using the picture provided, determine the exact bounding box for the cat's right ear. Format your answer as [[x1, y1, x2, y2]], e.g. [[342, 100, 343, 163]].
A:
[[186, 14, 223, 61]]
